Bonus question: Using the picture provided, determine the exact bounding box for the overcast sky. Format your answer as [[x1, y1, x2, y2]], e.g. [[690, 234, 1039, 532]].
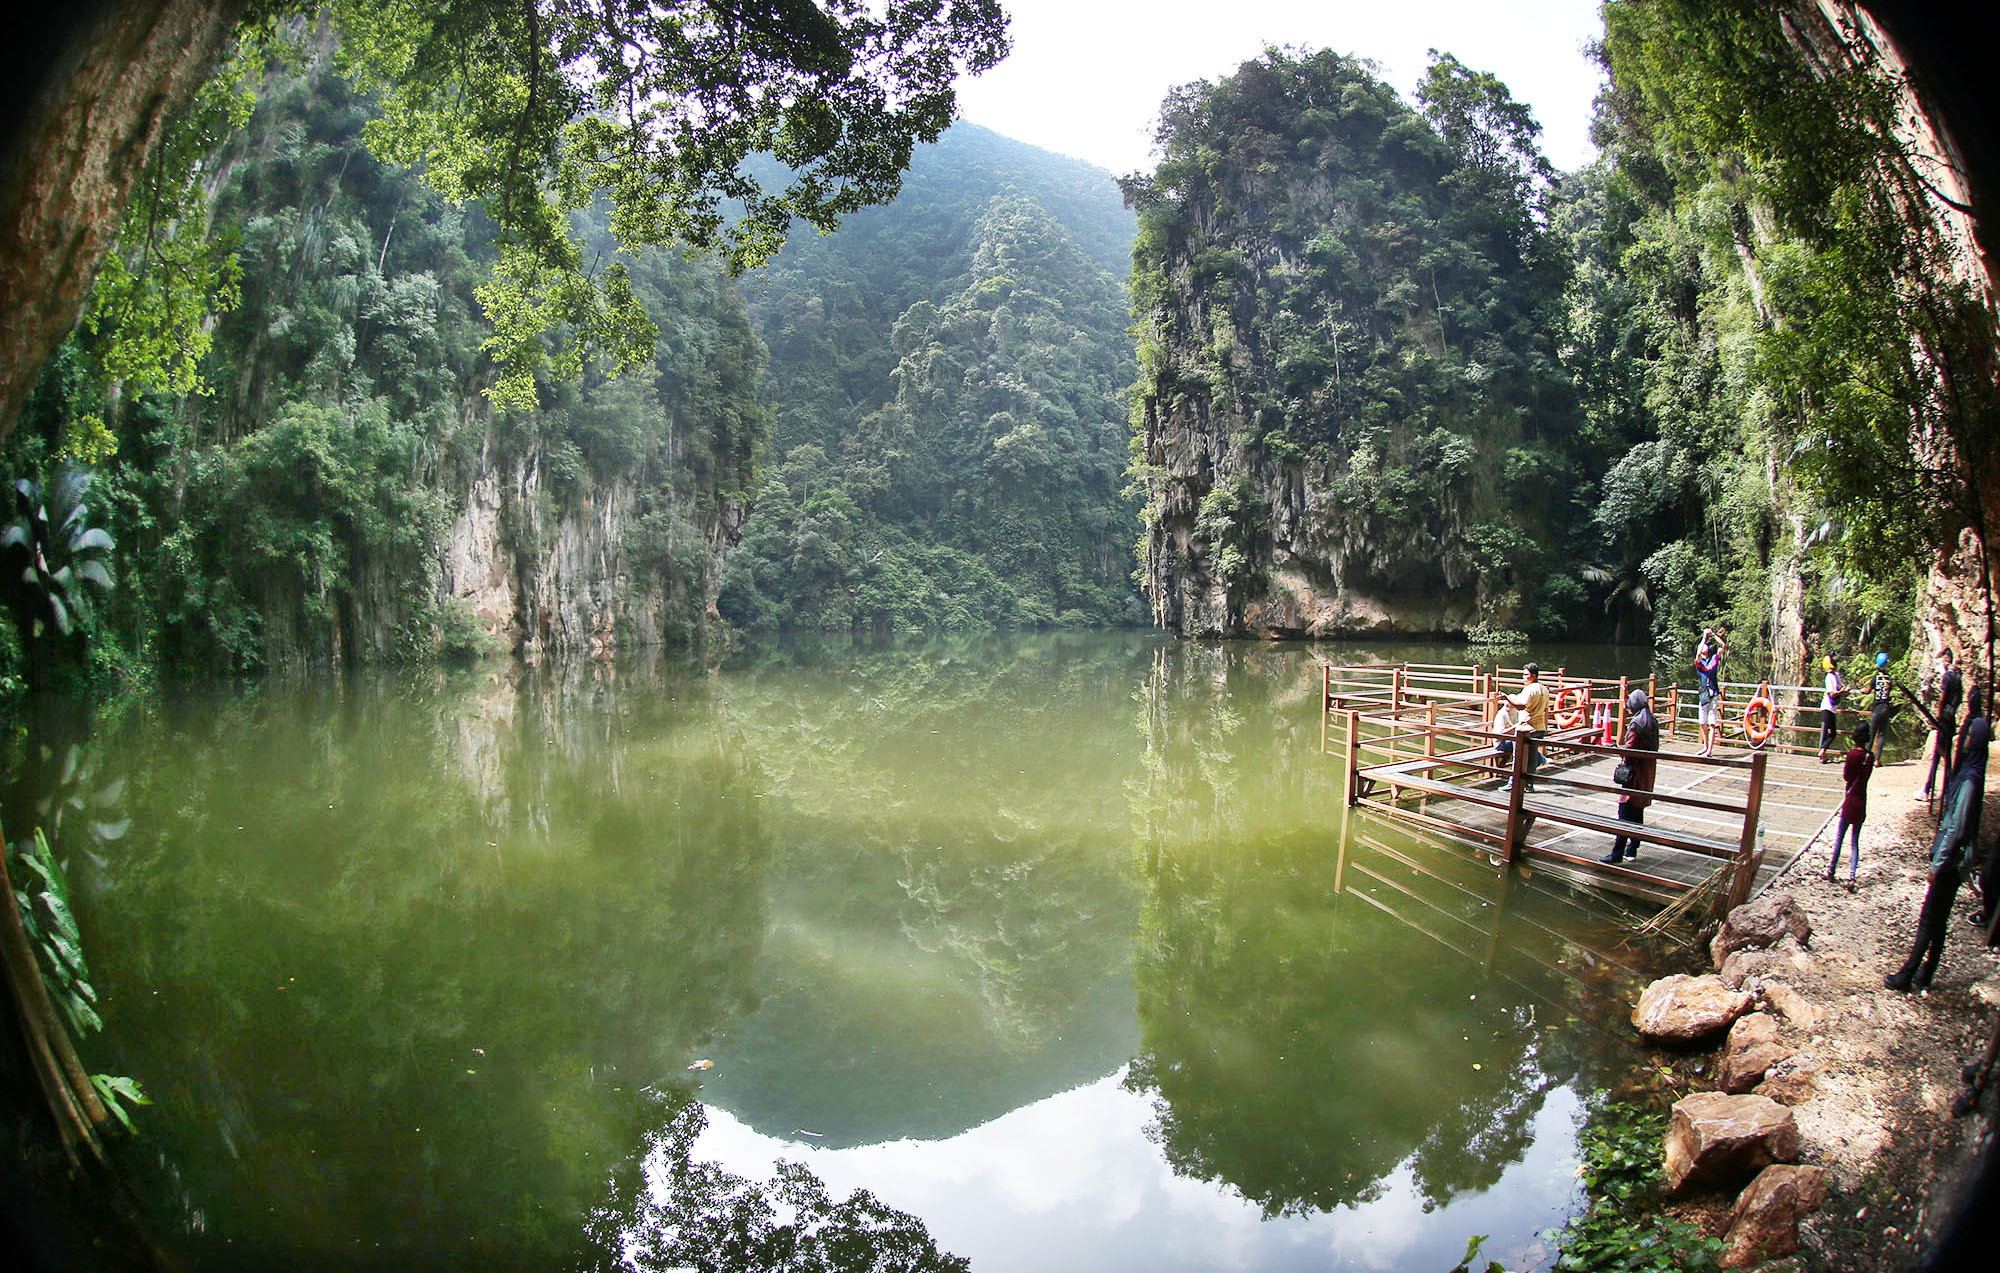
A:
[[952, 0, 1608, 177]]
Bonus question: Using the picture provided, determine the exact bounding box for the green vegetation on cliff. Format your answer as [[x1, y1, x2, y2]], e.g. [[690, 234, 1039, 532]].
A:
[[1577, 0, 2000, 682], [1123, 11, 1999, 681], [1125, 48, 1585, 637], [3, 46, 768, 681]]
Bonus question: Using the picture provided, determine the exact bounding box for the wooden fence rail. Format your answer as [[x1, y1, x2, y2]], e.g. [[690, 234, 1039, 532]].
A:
[[1321, 661, 1776, 915]]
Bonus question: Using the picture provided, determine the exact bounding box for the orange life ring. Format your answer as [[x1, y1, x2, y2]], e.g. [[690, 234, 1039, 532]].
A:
[[1553, 686, 1588, 731], [1743, 686, 1777, 747]]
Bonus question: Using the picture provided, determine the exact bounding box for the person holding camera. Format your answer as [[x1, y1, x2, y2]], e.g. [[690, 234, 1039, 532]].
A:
[[1695, 628, 1727, 757]]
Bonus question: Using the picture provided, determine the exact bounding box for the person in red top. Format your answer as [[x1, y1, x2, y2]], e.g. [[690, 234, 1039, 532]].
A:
[[1827, 721, 1875, 887]]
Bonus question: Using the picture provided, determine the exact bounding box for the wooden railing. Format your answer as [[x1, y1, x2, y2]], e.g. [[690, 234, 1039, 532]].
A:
[[1320, 661, 1773, 914]]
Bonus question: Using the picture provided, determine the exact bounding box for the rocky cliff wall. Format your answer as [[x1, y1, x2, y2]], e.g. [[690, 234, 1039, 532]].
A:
[[439, 426, 742, 660], [1128, 51, 1566, 641]]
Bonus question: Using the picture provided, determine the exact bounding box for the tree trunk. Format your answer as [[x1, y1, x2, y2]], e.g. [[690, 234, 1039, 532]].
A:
[[0, 0, 246, 442]]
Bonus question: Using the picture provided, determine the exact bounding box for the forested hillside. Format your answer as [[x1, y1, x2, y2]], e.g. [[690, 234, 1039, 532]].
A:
[[723, 124, 1142, 631], [1577, 0, 1998, 687], [5, 1, 1995, 690], [1, 41, 765, 680]]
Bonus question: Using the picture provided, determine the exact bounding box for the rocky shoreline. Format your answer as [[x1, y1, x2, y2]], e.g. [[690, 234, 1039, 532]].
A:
[[1625, 750, 1998, 1270]]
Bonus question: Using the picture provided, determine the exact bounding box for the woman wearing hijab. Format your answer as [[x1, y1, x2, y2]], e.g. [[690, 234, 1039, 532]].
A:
[[1887, 715, 1990, 991], [1601, 689, 1659, 864]]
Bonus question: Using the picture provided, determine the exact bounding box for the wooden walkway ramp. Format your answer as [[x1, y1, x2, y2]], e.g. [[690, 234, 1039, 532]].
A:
[[1321, 661, 1846, 916]]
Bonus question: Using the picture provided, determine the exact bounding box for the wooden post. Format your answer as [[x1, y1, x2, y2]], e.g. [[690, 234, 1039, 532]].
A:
[[1725, 750, 1769, 912], [1322, 665, 1331, 755], [1648, 673, 1658, 718], [1617, 676, 1629, 742], [1666, 685, 1679, 740], [1344, 709, 1361, 807], [1425, 702, 1437, 759], [1503, 727, 1530, 863], [1392, 665, 1404, 714]]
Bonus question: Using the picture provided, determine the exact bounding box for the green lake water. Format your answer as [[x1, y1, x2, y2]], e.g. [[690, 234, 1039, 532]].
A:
[[28, 633, 1676, 1271]]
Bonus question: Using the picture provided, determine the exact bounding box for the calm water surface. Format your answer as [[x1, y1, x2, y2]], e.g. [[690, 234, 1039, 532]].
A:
[[37, 633, 1671, 1271]]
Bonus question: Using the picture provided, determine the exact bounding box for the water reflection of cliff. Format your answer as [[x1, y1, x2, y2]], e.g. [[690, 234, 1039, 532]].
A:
[[1126, 642, 1651, 1219], [692, 632, 1152, 1148], [71, 658, 774, 1267]]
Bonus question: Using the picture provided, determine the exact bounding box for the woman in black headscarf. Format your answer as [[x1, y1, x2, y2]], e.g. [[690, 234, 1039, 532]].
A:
[[1888, 715, 1990, 991], [1600, 689, 1658, 864]]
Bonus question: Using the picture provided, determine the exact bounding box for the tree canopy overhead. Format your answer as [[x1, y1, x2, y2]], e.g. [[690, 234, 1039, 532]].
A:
[[0, 0, 1010, 438], [328, 0, 1010, 409]]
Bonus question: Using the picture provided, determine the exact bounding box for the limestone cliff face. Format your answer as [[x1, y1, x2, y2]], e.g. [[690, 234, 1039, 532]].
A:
[[1141, 419, 1490, 640], [1783, 3, 2000, 683], [1127, 50, 1569, 640], [439, 427, 745, 660]]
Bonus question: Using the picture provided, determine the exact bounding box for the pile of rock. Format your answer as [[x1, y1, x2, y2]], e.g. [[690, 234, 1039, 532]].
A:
[[1630, 892, 1829, 1269]]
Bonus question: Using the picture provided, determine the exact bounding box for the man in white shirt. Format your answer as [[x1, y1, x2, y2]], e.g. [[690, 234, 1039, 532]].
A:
[[1507, 663, 1550, 790]]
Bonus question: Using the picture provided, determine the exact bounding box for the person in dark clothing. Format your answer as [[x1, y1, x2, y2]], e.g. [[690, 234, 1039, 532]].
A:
[[1958, 686, 1984, 767], [1922, 650, 1965, 800], [1868, 652, 1893, 765], [1828, 722, 1874, 887], [1601, 689, 1659, 864], [1888, 716, 1990, 992]]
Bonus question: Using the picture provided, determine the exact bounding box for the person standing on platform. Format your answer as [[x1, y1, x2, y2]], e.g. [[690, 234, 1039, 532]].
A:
[[1818, 656, 1847, 763], [1887, 716, 1990, 992], [1506, 663, 1550, 791], [1695, 628, 1728, 757], [1921, 649, 1965, 801], [1828, 722, 1874, 889], [1867, 652, 1895, 766], [1600, 689, 1658, 864]]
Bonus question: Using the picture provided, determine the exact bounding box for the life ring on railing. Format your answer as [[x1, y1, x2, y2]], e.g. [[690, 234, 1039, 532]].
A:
[[1553, 686, 1588, 731], [1743, 684, 1777, 748]]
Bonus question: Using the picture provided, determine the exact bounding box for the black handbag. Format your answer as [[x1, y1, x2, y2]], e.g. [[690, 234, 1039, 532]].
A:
[[1612, 759, 1634, 787]]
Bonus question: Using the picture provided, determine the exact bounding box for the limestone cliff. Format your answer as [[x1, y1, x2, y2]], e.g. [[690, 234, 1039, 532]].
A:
[[1127, 50, 1577, 639], [440, 427, 747, 659]]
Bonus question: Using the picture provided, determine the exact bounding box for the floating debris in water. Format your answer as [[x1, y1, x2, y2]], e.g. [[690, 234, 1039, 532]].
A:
[[687, 1059, 714, 1071], [794, 1129, 824, 1138]]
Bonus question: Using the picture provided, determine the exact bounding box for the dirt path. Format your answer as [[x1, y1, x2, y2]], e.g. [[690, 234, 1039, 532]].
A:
[[1742, 748, 1999, 1270]]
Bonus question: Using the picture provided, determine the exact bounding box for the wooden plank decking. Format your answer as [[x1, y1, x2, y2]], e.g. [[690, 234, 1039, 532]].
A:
[[1363, 739, 1843, 906], [1320, 660, 1849, 914]]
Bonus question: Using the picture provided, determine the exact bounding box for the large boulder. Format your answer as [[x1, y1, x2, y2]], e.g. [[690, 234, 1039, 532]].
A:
[[1711, 893, 1812, 968], [1718, 938, 1810, 990], [1721, 1164, 1827, 1268], [1664, 1092, 1801, 1192], [1754, 1055, 1820, 1106], [1716, 1013, 1795, 1094], [1760, 981, 1820, 1033], [1633, 974, 1755, 1043]]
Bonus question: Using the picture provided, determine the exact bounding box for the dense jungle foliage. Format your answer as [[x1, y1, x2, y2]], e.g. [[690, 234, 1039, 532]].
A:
[[1579, 0, 2000, 688], [722, 125, 1142, 632], [3, 44, 765, 684], [1125, 47, 1583, 631], [5, 1, 1995, 692], [1125, 3, 1998, 686]]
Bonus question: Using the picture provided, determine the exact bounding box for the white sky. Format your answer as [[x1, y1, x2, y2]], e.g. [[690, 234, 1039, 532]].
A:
[[952, 0, 1608, 176]]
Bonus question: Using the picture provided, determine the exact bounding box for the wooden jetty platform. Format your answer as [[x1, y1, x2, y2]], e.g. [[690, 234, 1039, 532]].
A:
[[1321, 662, 1846, 916]]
